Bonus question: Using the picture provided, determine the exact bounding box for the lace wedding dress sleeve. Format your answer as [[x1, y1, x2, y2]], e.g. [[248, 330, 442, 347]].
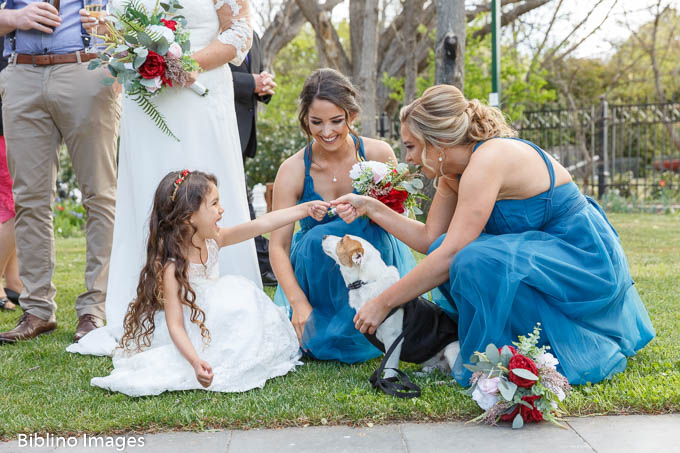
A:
[[213, 0, 253, 65]]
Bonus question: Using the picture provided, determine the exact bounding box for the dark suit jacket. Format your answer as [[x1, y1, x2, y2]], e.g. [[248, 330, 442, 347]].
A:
[[230, 32, 272, 159]]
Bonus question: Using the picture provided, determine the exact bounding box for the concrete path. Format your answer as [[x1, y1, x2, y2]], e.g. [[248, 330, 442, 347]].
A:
[[1, 414, 678, 453]]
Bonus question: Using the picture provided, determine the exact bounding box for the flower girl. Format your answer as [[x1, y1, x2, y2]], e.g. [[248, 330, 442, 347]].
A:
[[90, 170, 329, 396]]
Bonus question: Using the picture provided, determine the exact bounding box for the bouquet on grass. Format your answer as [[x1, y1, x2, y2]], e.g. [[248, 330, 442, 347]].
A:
[[88, 0, 204, 141], [347, 161, 428, 217], [463, 324, 572, 429]]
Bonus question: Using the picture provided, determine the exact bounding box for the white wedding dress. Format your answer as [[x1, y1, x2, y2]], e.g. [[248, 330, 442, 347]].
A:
[[90, 239, 301, 396], [68, 0, 261, 356]]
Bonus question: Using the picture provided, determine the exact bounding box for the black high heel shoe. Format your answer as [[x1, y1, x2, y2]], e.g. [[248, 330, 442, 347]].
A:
[[3, 288, 20, 305]]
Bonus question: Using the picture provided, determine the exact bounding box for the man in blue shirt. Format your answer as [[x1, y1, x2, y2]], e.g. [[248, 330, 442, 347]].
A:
[[0, 0, 120, 344]]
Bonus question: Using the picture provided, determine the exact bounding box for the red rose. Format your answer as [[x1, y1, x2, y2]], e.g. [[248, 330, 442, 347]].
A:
[[508, 353, 539, 388], [500, 395, 544, 423], [160, 19, 177, 31], [138, 50, 167, 80], [660, 179, 666, 187], [376, 188, 409, 213]]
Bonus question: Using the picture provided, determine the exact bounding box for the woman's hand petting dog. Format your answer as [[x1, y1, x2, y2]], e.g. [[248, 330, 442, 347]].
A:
[[291, 299, 313, 345], [331, 194, 373, 224], [354, 297, 391, 335]]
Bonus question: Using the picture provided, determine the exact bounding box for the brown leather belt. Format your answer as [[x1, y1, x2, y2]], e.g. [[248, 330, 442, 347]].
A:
[[13, 52, 98, 66]]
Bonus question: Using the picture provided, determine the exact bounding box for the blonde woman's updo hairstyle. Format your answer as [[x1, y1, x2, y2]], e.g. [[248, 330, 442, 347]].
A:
[[298, 68, 362, 149], [400, 84, 516, 150]]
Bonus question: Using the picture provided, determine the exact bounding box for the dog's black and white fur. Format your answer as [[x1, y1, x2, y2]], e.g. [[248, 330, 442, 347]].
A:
[[322, 234, 460, 379]]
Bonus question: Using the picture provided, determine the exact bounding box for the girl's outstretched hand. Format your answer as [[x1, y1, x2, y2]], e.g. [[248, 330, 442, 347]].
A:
[[307, 200, 331, 221], [193, 359, 214, 388]]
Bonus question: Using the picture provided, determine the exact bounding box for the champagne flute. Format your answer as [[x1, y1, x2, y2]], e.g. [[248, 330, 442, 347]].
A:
[[83, 0, 108, 52]]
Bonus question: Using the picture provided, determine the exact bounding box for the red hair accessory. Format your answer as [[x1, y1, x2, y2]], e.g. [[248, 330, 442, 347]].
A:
[[171, 169, 191, 201]]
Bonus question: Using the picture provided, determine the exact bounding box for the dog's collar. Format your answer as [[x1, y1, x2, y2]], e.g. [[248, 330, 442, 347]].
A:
[[347, 280, 367, 290]]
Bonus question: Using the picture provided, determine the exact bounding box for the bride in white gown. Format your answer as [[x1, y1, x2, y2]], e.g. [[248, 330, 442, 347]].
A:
[[69, 0, 261, 355]]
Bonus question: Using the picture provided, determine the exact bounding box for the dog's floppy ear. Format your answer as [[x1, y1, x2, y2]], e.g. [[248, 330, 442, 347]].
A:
[[337, 235, 365, 268]]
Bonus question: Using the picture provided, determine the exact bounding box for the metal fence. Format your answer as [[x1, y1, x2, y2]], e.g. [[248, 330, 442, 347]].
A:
[[381, 99, 680, 200], [516, 99, 680, 199]]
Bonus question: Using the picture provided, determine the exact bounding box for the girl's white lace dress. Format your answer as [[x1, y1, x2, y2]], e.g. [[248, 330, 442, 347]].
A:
[[68, 0, 261, 355], [90, 240, 301, 396]]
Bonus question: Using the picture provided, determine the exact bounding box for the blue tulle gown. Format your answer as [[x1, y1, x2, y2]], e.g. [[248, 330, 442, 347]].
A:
[[273, 136, 417, 363], [429, 138, 655, 386]]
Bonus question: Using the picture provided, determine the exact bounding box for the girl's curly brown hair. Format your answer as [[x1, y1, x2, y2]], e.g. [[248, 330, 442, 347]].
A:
[[120, 170, 217, 351]]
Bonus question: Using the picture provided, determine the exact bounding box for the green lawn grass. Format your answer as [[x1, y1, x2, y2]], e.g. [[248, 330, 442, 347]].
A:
[[1, 213, 679, 438]]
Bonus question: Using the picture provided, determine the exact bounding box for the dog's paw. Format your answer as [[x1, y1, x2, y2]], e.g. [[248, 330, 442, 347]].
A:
[[443, 341, 460, 369]]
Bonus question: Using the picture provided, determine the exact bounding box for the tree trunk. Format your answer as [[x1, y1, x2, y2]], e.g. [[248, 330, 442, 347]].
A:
[[356, 0, 380, 137], [403, 0, 425, 105], [435, 0, 466, 89]]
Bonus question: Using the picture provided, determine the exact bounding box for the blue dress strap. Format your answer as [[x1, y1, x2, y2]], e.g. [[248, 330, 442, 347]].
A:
[[507, 137, 555, 224], [353, 135, 367, 161], [303, 141, 313, 177]]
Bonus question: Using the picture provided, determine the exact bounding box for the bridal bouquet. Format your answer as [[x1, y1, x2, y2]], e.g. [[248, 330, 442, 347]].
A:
[[348, 161, 427, 217], [88, 0, 203, 141], [463, 324, 572, 429]]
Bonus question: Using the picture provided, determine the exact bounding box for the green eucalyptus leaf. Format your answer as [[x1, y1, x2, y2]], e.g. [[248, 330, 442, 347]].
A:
[[101, 77, 115, 86], [412, 178, 424, 189], [500, 346, 514, 367], [137, 32, 155, 50], [463, 364, 481, 373], [498, 378, 517, 401], [139, 78, 159, 88], [512, 413, 524, 429], [133, 54, 147, 69], [470, 354, 480, 364], [156, 37, 170, 56], [511, 368, 538, 381], [485, 344, 500, 365], [123, 34, 138, 45], [87, 59, 102, 70]]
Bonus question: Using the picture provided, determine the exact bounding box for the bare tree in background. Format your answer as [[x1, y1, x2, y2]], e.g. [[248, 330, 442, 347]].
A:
[[622, 0, 680, 151], [255, 0, 551, 138]]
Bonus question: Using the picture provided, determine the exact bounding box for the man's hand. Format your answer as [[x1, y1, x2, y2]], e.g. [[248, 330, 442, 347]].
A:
[[7, 2, 61, 34], [253, 71, 276, 96]]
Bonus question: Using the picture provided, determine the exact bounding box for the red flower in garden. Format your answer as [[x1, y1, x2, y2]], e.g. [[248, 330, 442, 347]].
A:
[[500, 395, 544, 423], [508, 353, 539, 388], [56, 205, 65, 212], [139, 50, 169, 84], [160, 19, 178, 31], [175, 178, 182, 184], [376, 188, 409, 214], [660, 179, 666, 187]]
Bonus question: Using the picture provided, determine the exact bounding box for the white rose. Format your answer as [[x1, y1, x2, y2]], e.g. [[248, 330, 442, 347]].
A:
[[363, 161, 390, 183], [477, 376, 500, 395], [536, 352, 559, 370], [349, 162, 365, 180], [472, 385, 499, 411], [147, 24, 175, 44], [166, 42, 182, 59]]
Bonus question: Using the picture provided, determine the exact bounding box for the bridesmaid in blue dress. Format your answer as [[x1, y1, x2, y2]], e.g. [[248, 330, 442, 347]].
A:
[[269, 69, 416, 363], [332, 84, 655, 385]]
